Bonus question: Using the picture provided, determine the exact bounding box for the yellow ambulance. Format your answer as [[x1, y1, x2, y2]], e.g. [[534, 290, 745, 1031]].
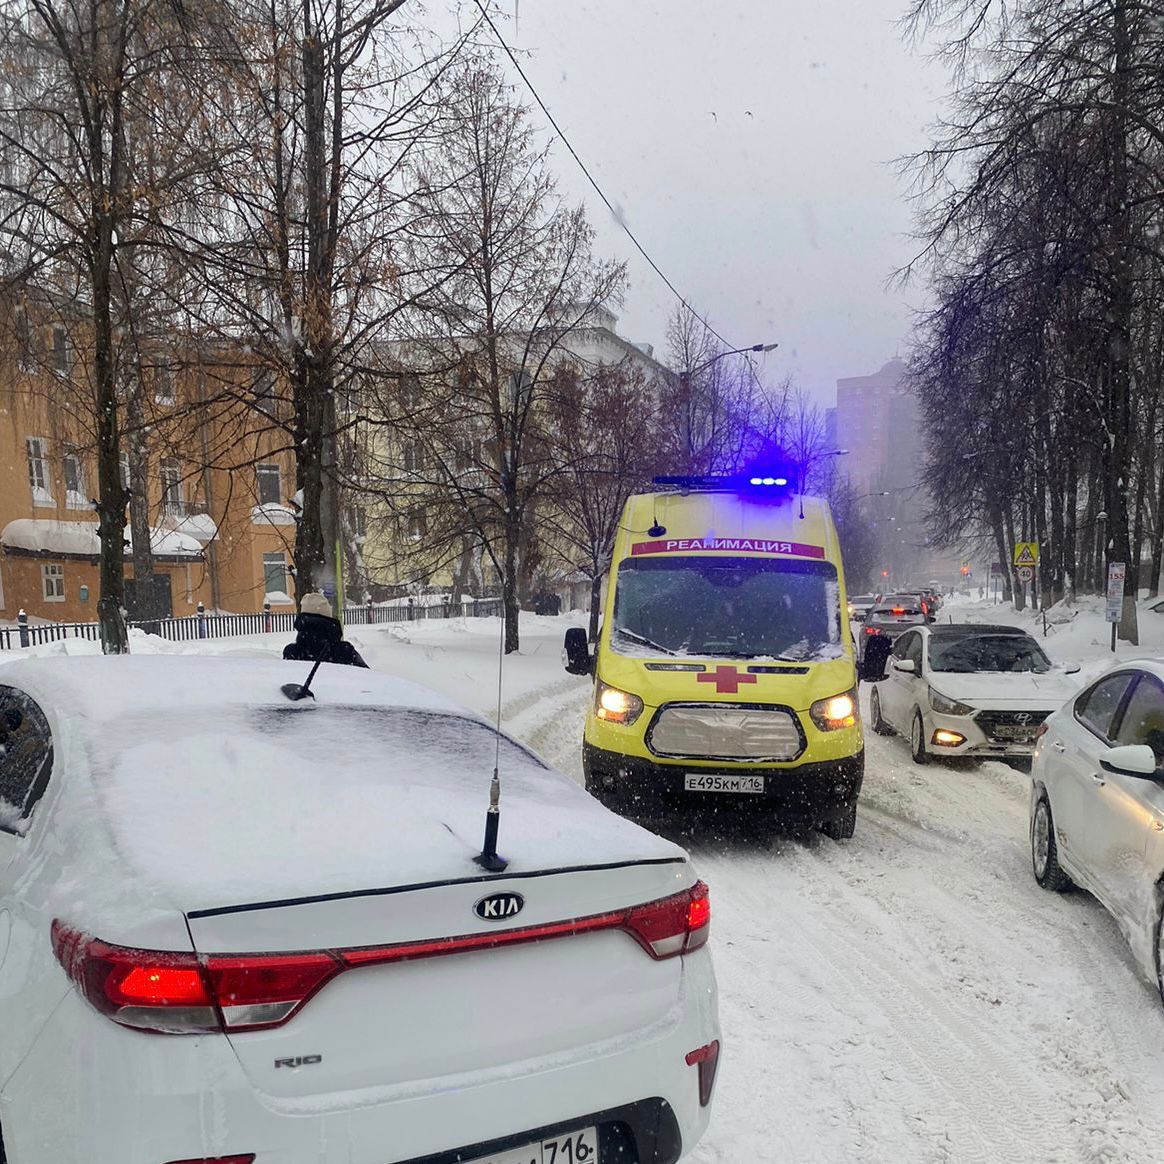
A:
[[563, 474, 863, 838]]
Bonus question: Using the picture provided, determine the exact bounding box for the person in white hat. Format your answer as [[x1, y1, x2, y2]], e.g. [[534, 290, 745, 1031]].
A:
[[283, 593, 368, 668]]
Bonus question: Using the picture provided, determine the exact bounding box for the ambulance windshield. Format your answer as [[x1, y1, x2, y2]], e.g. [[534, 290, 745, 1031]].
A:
[[612, 556, 842, 661]]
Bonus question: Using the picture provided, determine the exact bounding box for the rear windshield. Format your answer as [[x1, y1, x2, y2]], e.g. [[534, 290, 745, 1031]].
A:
[[928, 634, 1051, 674], [612, 555, 842, 661], [851, 595, 875, 604], [94, 706, 544, 786], [873, 604, 922, 616]]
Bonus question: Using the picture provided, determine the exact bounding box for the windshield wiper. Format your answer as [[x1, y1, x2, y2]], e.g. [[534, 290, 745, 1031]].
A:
[[614, 628, 676, 655]]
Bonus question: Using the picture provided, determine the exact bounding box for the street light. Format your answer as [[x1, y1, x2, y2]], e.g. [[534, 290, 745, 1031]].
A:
[[682, 341, 779, 381], [678, 340, 778, 459]]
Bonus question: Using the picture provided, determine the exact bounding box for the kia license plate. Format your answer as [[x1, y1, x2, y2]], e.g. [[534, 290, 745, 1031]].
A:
[[468, 1127, 598, 1164], [684, 773, 765, 794]]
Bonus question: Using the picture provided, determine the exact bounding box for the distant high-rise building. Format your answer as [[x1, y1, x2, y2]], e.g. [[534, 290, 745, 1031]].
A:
[[834, 357, 908, 493]]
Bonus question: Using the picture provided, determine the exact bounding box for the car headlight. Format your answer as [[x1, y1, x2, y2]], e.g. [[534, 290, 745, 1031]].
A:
[[810, 688, 858, 731], [929, 688, 974, 716], [595, 680, 645, 726]]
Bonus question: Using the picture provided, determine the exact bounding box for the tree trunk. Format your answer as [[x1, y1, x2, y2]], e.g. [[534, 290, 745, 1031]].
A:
[[126, 358, 156, 606], [588, 572, 602, 643], [990, 504, 1012, 603], [503, 507, 520, 654], [1110, 0, 1138, 644], [93, 259, 129, 653]]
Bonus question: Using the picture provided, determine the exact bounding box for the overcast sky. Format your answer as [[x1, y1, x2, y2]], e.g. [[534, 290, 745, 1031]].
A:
[[445, 0, 946, 405]]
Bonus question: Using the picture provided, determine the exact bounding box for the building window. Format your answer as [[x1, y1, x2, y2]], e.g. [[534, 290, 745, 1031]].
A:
[[251, 365, 275, 400], [153, 362, 175, 405], [350, 507, 366, 539], [262, 552, 288, 597], [256, 463, 282, 506], [14, 303, 34, 373], [41, 563, 64, 603], [403, 441, 425, 473], [26, 437, 52, 505], [160, 458, 183, 516], [407, 511, 426, 541], [51, 325, 69, 373], [62, 447, 87, 509]]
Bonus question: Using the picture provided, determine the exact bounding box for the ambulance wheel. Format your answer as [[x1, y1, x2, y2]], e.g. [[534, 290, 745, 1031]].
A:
[[820, 801, 857, 841]]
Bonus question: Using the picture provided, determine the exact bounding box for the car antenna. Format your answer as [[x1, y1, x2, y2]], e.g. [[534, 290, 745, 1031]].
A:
[[475, 611, 509, 872], [282, 656, 325, 702]]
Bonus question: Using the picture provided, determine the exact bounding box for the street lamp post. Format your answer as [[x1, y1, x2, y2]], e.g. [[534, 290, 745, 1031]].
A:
[[679, 341, 778, 465]]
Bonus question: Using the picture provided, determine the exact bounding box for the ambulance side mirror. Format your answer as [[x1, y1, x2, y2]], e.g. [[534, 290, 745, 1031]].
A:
[[563, 628, 592, 675]]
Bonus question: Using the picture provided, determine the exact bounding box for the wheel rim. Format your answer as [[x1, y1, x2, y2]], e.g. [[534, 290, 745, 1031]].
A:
[[1033, 801, 1050, 878]]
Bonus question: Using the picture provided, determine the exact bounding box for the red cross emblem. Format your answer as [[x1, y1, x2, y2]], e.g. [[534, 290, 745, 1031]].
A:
[[697, 666, 757, 694]]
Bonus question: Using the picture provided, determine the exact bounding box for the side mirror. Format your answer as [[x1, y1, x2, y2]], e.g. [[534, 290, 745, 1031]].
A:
[[1100, 744, 1159, 778], [1063, 663, 1082, 676], [563, 627, 592, 676], [892, 659, 917, 675]]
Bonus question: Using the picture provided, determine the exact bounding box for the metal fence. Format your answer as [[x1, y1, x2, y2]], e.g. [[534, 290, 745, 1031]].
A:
[[0, 597, 506, 651]]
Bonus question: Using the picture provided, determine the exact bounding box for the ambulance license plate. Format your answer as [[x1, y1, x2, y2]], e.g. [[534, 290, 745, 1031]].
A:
[[684, 773, 765, 794]]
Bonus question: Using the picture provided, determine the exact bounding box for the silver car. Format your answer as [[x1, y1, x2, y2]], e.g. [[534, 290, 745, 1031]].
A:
[[1031, 660, 1164, 1004]]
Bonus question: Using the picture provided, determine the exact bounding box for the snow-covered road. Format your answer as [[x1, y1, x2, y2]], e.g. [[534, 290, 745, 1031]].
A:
[[428, 619, 1164, 1164]]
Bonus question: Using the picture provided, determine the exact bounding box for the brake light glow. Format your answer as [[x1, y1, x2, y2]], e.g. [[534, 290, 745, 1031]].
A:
[[52, 882, 711, 1035], [891, 607, 906, 615], [864, 626, 881, 636]]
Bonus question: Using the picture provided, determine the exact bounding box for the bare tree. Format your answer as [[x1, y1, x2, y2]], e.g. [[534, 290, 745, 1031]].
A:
[[387, 61, 624, 652], [0, 0, 225, 649]]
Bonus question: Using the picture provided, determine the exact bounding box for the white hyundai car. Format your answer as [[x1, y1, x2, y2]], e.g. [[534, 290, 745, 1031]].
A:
[[1031, 660, 1164, 1002], [0, 656, 719, 1164], [868, 624, 1082, 762]]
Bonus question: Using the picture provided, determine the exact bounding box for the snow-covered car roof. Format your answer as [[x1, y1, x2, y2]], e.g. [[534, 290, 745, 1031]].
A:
[[2, 656, 683, 935], [0, 654, 463, 723]]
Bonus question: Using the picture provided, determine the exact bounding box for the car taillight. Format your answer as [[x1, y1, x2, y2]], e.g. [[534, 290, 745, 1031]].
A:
[[52, 882, 711, 1035], [864, 626, 881, 635], [891, 607, 906, 615], [165, 1157, 256, 1163], [1036, 722, 1049, 738]]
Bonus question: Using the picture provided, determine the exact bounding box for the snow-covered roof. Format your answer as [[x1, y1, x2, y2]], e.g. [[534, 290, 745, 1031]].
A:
[[1, 519, 202, 560], [251, 502, 297, 526], [165, 512, 218, 543]]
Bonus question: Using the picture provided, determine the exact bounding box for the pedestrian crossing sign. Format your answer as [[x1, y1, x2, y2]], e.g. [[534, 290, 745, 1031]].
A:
[[1013, 543, 1039, 567]]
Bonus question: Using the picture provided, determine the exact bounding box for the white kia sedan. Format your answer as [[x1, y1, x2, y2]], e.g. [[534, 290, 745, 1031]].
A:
[[0, 656, 719, 1164], [868, 624, 1082, 763], [1030, 660, 1164, 1001]]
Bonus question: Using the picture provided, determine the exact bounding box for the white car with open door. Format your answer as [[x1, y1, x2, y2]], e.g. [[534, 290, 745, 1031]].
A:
[[1030, 661, 1164, 1003], [868, 624, 1082, 763], [0, 656, 719, 1164]]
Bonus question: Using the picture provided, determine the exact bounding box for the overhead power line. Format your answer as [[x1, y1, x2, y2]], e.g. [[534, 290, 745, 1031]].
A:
[[472, 0, 737, 352]]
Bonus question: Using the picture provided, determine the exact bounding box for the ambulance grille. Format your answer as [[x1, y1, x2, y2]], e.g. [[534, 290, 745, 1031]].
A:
[[647, 703, 804, 761]]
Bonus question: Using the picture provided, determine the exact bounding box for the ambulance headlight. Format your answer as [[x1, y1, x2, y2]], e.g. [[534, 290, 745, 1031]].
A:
[[809, 689, 858, 731], [596, 681, 645, 726]]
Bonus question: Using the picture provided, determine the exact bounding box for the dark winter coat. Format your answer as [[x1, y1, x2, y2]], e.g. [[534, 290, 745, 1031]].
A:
[[283, 612, 368, 668]]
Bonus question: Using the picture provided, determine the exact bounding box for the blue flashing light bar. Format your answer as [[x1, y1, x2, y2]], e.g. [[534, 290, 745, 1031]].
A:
[[653, 473, 795, 492]]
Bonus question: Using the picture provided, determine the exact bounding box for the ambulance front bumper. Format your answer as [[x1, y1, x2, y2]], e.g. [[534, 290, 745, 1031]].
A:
[[583, 743, 864, 823]]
